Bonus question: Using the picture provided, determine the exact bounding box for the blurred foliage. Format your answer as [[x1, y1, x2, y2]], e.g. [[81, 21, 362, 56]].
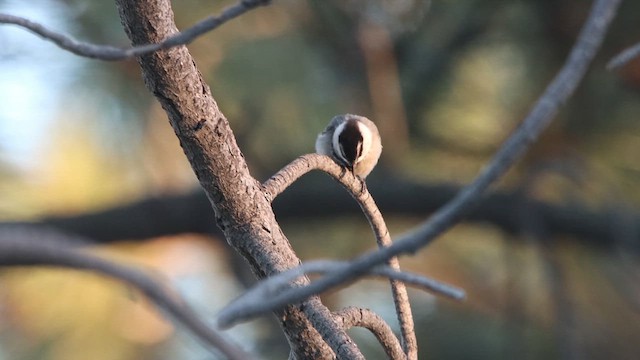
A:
[[1, 0, 640, 359]]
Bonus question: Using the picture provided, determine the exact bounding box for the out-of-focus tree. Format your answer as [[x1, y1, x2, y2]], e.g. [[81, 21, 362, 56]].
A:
[[0, 0, 639, 359]]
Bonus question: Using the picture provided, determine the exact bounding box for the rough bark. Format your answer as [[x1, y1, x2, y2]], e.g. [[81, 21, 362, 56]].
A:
[[113, 0, 362, 358]]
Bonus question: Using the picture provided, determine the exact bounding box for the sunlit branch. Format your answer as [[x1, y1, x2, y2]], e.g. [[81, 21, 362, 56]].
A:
[[0, 0, 270, 60], [0, 227, 250, 360]]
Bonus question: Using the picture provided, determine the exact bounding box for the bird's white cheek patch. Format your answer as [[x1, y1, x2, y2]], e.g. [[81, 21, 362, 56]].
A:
[[356, 121, 372, 163]]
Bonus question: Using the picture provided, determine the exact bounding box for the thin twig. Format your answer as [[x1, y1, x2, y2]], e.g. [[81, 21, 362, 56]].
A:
[[217, 259, 463, 328], [254, 0, 621, 316], [607, 41, 640, 70], [335, 307, 405, 360], [0, 228, 250, 360], [264, 153, 418, 358], [0, 0, 270, 60]]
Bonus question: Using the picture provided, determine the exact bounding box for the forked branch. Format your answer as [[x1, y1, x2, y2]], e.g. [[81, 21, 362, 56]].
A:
[[264, 153, 418, 358], [114, 0, 362, 356]]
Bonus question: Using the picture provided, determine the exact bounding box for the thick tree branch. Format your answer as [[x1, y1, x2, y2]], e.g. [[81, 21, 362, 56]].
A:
[[0, 227, 249, 360], [217, 260, 464, 328], [113, 0, 361, 358], [334, 307, 405, 360], [235, 0, 622, 314], [264, 153, 418, 359], [0, 0, 268, 60]]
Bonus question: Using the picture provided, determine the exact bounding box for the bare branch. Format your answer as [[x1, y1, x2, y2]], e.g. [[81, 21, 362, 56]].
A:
[[256, 0, 621, 314], [263, 153, 337, 200], [335, 307, 405, 360], [607, 41, 640, 70], [0, 0, 269, 60], [0, 227, 250, 360], [264, 153, 418, 358], [114, 0, 362, 357], [217, 260, 464, 328]]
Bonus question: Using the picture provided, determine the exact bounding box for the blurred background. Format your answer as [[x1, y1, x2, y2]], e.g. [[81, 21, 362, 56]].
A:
[[1, 0, 640, 359]]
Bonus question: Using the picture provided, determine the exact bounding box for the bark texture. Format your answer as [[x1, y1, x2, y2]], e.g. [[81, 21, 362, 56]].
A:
[[113, 0, 362, 358]]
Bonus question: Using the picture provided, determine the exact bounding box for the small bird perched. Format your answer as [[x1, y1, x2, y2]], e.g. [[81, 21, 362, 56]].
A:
[[315, 114, 382, 179]]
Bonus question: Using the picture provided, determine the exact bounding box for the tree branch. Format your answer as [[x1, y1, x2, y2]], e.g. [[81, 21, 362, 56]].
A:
[[0, 227, 249, 360], [217, 260, 464, 328], [114, 0, 361, 358], [244, 0, 622, 314], [264, 153, 418, 359], [334, 307, 405, 360], [0, 0, 269, 60]]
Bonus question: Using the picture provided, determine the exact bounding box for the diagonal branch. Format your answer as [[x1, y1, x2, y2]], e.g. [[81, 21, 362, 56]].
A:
[[0, 0, 269, 60], [264, 153, 418, 358], [0, 227, 249, 360], [114, 0, 362, 358], [334, 307, 405, 360], [217, 259, 464, 328], [254, 0, 622, 315]]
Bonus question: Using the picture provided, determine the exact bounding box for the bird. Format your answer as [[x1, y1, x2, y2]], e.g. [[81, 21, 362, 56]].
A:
[[315, 114, 382, 179]]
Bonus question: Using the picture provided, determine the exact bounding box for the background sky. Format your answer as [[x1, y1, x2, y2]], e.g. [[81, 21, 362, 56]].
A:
[[0, 0, 83, 169]]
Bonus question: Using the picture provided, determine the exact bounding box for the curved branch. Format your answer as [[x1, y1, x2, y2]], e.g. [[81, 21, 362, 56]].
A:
[[264, 154, 418, 358], [263, 153, 337, 200], [0, 227, 249, 360], [0, 0, 269, 60], [217, 260, 463, 328], [253, 0, 621, 315], [335, 307, 405, 360], [607, 41, 640, 70]]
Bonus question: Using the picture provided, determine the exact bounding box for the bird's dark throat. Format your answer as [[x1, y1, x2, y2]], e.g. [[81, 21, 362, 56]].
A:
[[336, 120, 363, 167]]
